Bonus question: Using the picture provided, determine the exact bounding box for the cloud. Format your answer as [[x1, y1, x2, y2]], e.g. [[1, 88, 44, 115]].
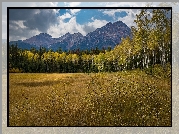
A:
[[24, 9, 58, 32], [48, 9, 110, 38], [9, 9, 59, 40], [82, 19, 108, 34], [70, 9, 81, 15], [2, 2, 58, 40], [85, 18, 108, 31], [64, 2, 81, 7], [48, 14, 109, 39], [12, 21, 27, 29], [102, 10, 116, 17], [9, 9, 39, 21], [102, 9, 127, 21], [47, 16, 86, 38], [34, 2, 58, 7], [60, 13, 72, 20], [101, 9, 138, 28], [9, 21, 40, 41], [117, 10, 137, 28], [103, 2, 147, 7]]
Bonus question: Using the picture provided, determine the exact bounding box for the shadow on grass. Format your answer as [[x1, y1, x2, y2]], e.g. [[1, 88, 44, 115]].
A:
[[14, 80, 64, 87]]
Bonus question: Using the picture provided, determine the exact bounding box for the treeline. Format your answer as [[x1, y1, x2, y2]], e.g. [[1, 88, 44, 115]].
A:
[[9, 9, 171, 73], [9, 45, 112, 73]]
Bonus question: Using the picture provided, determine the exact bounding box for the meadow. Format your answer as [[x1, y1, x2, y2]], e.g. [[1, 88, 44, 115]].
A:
[[9, 64, 171, 126]]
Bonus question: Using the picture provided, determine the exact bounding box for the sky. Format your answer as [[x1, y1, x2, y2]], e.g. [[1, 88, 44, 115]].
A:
[[2, 2, 177, 41]]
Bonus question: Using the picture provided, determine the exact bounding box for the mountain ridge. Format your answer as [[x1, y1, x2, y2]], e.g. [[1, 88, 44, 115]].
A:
[[9, 20, 131, 51]]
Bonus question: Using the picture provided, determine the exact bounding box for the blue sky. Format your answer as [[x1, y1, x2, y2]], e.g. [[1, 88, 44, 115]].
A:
[[58, 9, 127, 24], [2, 2, 176, 41]]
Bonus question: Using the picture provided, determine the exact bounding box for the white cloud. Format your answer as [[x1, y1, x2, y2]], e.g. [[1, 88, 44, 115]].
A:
[[2, 2, 59, 40], [14, 21, 27, 29], [9, 25, 41, 41], [34, 2, 58, 7], [103, 2, 147, 7], [105, 2, 138, 7], [93, 2, 161, 7], [117, 10, 137, 28], [60, 13, 72, 20], [64, 2, 81, 7], [47, 16, 86, 38], [102, 9, 129, 20], [86, 19, 108, 30], [70, 9, 81, 15], [47, 15, 109, 39], [102, 10, 116, 17], [101, 9, 140, 28]]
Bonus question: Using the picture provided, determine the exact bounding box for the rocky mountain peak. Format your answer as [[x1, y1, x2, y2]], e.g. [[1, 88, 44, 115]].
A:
[[39, 33, 52, 38]]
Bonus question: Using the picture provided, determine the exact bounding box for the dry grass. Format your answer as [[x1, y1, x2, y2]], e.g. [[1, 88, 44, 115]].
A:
[[9, 68, 171, 126]]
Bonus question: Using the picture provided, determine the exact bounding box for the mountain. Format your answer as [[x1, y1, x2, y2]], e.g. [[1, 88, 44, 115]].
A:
[[9, 40, 38, 50], [23, 33, 54, 48], [71, 21, 131, 50], [50, 32, 84, 51], [9, 20, 131, 51]]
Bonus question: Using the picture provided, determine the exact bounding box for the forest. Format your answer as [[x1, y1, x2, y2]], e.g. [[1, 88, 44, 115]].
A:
[[9, 9, 171, 74]]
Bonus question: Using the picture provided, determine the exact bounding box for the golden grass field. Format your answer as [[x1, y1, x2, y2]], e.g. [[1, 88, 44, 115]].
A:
[[9, 67, 171, 126]]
